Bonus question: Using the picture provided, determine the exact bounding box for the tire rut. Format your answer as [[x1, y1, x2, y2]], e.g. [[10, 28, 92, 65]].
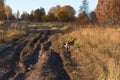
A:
[[0, 30, 70, 80], [0, 40, 27, 80], [0, 32, 42, 80]]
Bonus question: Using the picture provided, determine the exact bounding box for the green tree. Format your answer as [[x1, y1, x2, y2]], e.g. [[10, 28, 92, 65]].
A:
[[55, 5, 76, 22]]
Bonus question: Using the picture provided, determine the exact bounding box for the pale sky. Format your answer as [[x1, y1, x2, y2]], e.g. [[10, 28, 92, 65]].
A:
[[5, 0, 98, 15]]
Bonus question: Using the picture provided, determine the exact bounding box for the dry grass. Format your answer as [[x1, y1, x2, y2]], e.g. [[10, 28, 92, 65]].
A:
[[0, 23, 26, 47], [28, 22, 67, 31], [0, 22, 120, 79], [0, 22, 66, 47], [0, 21, 4, 25], [50, 25, 120, 80]]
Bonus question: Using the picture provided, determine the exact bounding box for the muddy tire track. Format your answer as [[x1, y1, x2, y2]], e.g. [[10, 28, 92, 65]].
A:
[[0, 30, 70, 80], [0, 31, 46, 80], [0, 41, 27, 80]]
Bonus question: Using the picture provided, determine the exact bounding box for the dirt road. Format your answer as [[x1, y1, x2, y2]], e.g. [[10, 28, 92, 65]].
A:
[[0, 30, 70, 80]]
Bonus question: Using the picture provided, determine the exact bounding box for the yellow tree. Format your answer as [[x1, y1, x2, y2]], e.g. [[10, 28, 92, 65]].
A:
[[0, 0, 5, 20], [5, 5, 12, 20], [21, 12, 30, 21], [55, 5, 76, 22], [42, 13, 56, 22], [42, 5, 60, 22]]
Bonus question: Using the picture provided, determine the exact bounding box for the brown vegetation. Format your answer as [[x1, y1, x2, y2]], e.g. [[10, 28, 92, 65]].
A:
[[0, 21, 120, 80], [0, 0, 120, 80], [50, 24, 120, 80], [0, 22, 26, 47], [95, 0, 120, 24], [77, 11, 90, 24]]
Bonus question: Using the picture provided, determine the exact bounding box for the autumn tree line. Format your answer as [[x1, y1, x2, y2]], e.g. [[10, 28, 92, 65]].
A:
[[0, 0, 120, 24]]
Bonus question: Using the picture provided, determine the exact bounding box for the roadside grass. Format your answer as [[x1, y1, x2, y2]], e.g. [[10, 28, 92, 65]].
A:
[[0, 23, 26, 47], [50, 25, 120, 80], [0, 22, 68, 47], [28, 22, 67, 31]]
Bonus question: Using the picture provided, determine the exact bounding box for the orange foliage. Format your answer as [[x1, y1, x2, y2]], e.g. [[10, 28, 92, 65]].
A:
[[55, 5, 76, 22], [95, 0, 120, 24], [42, 13, 56, 22], [77, 12, 90, 24], [0, 0, 5, 20], [21, 12, 30, 21]]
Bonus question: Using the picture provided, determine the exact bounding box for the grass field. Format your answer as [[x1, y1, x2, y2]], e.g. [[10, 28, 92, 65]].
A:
[[0, 22, 120, 80], [50, 24, 120, 80]]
